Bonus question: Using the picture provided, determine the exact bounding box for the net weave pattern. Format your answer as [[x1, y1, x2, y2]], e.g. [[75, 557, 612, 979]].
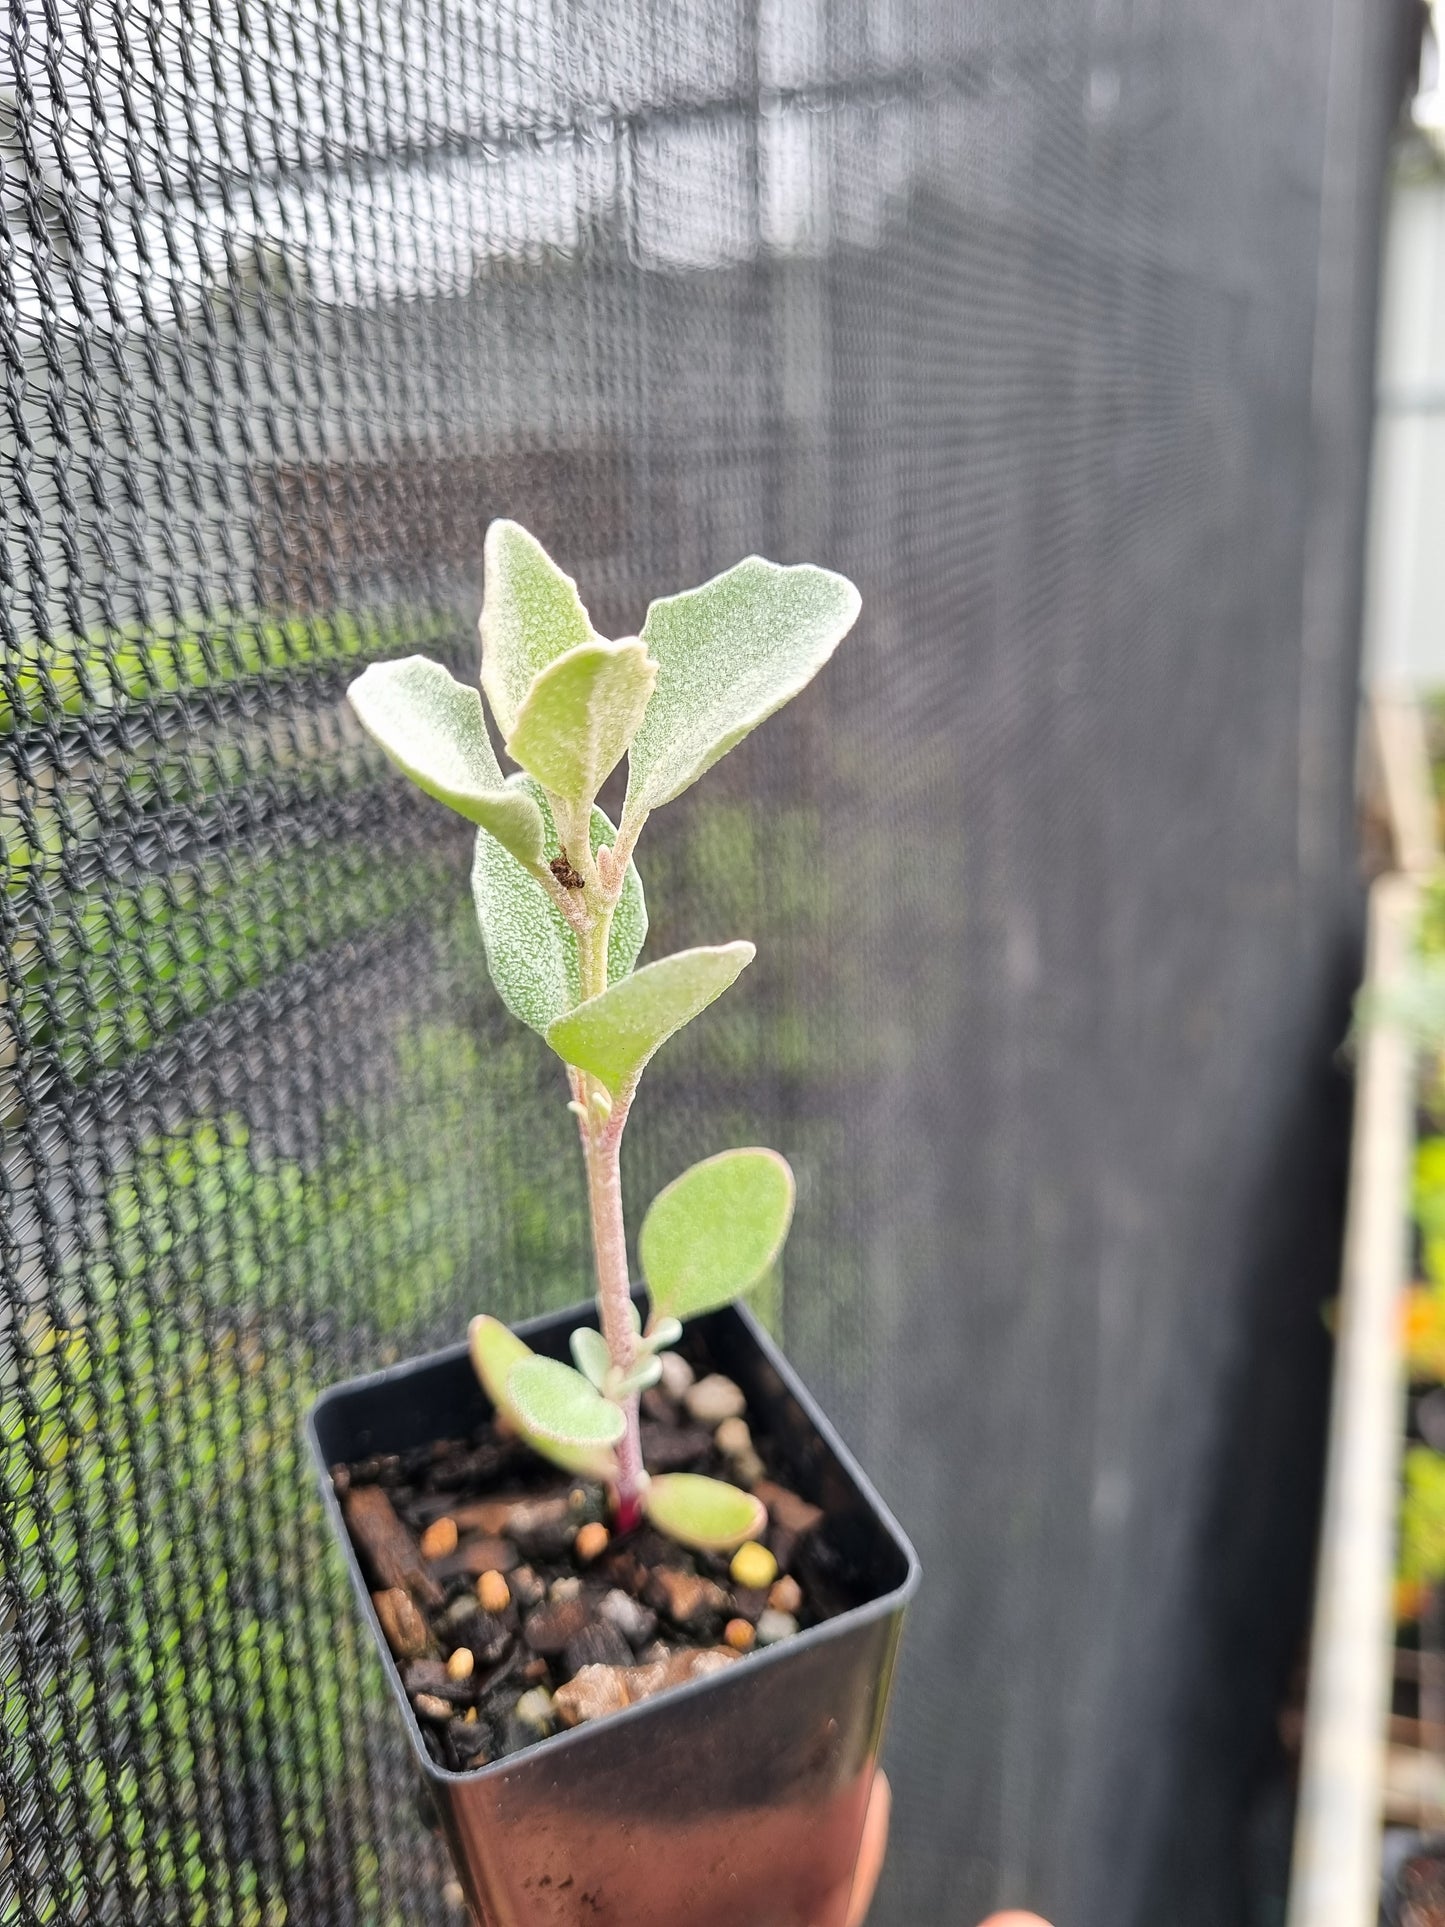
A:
[[0, 2, 1396, 1922]]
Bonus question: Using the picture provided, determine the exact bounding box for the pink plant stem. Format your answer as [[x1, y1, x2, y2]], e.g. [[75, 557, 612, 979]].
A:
[[583, 1103, 646, 1530]]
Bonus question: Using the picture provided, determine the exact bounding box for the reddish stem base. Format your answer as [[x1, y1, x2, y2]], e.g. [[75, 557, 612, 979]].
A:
[[613, 1489, 644, 1535]]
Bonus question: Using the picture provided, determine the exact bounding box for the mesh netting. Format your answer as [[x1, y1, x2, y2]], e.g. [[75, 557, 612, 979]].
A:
[[0, 3, 1400, 1924]]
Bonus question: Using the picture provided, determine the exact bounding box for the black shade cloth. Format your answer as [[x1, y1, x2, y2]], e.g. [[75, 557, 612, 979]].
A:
[[0, 3, 1399, 1922]]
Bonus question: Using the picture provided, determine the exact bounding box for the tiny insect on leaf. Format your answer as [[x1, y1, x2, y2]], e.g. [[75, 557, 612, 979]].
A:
[[471, 780, 647, 1036]]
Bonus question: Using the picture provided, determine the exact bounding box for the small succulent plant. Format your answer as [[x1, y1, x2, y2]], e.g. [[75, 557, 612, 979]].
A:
[[348, 522, 859, 1547]]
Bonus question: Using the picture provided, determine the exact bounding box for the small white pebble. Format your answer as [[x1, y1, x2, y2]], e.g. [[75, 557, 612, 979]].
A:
[[755, 1609, 799, 1647], [514, 1686, 555, 1733], [599, 1588, 657, 1645], [550, 1576, 582, 1602], [658, 1352, 695, 1400], [685, 1374, 747, 1426]]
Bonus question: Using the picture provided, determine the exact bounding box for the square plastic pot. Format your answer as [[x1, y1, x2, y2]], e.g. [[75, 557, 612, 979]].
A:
[[309, 1299, 920, 1927]]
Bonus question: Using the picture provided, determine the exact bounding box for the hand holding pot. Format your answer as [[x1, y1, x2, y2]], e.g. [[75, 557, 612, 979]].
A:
[[842, 1769, 891, 1927], [840, 1775, 1053, 1927]]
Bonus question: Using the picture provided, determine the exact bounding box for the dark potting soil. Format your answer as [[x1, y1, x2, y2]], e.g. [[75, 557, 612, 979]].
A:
[[330, 1355, 864, 1775]]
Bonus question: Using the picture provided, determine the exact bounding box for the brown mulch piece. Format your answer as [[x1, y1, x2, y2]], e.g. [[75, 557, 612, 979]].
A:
[[343, 1485, 444, 1607]]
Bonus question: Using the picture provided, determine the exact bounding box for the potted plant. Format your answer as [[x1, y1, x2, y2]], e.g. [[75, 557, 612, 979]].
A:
[[309, 522, 919, 1927]]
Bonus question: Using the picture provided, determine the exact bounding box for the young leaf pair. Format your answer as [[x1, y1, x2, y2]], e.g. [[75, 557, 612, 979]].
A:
[[468, 1144, 793, 1545], [347, 522, 858, 1552]]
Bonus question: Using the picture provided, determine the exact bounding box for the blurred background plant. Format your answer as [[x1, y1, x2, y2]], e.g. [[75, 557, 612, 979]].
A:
[[1, 602, 855, 1917], [1391, 881, 1445, 1569]]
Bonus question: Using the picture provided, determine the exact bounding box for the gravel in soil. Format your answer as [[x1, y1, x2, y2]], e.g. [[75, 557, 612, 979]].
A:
[[332, 1353, 860, 1773]]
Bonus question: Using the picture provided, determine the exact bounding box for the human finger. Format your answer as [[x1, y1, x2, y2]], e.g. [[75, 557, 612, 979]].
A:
[[843, 1770, 892, 1927]]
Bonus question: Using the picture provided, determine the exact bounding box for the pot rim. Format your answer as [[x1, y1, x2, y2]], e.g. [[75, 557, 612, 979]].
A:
[[307, 1297, 921, 1787]]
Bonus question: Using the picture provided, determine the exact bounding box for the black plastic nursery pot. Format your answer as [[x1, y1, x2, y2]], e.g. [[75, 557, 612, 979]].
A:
[[309, 1297, 920, 1927]]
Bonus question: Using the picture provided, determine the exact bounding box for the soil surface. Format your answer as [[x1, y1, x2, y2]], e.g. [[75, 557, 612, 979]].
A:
[[331, 1348, 861, 1774]]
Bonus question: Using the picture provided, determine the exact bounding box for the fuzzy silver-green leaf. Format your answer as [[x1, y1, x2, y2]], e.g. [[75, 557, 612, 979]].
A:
[[641, 1315, 683, 1351], [480, 520, 597, 738], [506, 1355, 627, 1449], [544, 942, 754, 1094], [507, 639, 657, 806], [624, 557, 860, 822], [469, 1313, 532, 1410], [644, 1473, 768, 1553], [471, 778, 647, 1035], [612, 1355, 663, 1399], [569, 1325, 613, 1393], [641, 1148, 795, 1326], [348, 656, 545, 866], [467, 1316, 618, 1479]]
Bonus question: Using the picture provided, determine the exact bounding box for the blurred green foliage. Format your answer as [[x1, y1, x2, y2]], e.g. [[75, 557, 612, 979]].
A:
[[0, 610, 373, 737], [1355, 877, 1445, 1062], [0, 1071, 576, 1922], [1395, 880, 1445, 1618], [2, 598, 855, 1915], [7, 843, 455, 1097], [1400, 1446, 1445, 1590], [1417, 1137, 1445, 1294], [3, 1118, 372, 1923]]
